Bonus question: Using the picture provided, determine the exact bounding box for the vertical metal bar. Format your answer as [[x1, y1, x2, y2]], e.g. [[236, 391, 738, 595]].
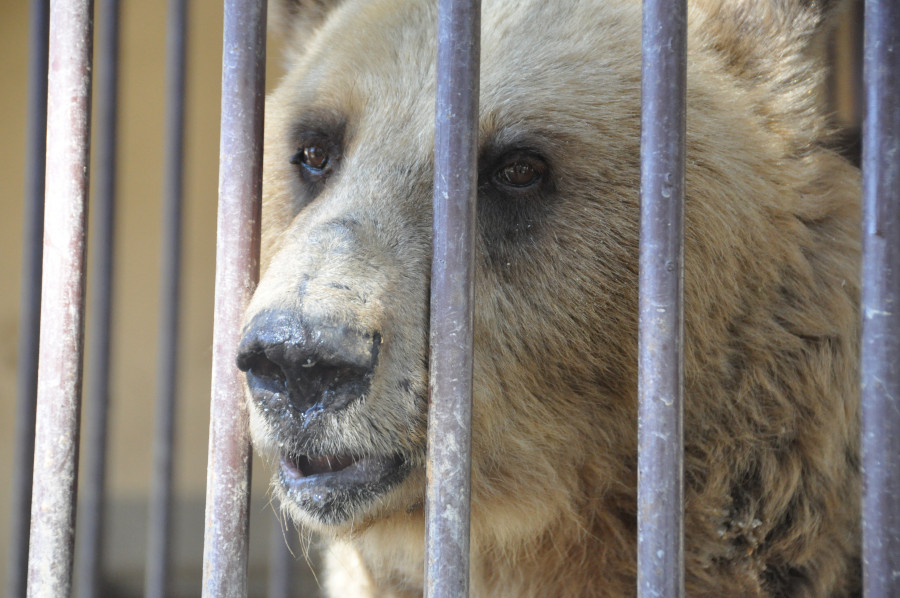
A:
[[267, 517, 293, 598], [637, 0, 687, 597], [144, 0, 188, 596], [860, 0, 900, 596], [425, 0, 480, 596], [200, 0, 266, 595], [75, 1, 119, 596], [26, 0, 95, 596], [6, 2, 49, 597]]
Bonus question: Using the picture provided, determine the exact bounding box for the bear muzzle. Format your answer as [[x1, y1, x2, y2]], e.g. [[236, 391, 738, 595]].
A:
[[237, 309, 413, 523]]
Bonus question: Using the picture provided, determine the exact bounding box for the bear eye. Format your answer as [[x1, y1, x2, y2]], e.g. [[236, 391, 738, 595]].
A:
[[492, 154, 546, 190], [290, 144, 332, 178]]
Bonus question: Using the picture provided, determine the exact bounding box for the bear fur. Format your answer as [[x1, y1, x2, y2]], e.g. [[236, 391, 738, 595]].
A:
[[240, 0, 861, 595]]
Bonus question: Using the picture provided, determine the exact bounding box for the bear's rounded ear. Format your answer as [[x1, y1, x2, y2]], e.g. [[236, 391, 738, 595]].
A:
[[269, 0, 344, 54], [692, 0, 847, 50], [691, 0, 852, 151]]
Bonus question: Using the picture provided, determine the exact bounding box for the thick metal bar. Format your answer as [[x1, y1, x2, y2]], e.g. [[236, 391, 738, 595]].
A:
[[75, 1, 119, 596], [860, 0, 900, 596], [424, 0, 480, 596], [26, 1, 95, 596], [200, 0, 266, 595], [637, 0, 687, 597], [267, 517, 293, 598], [144, 0, 187, 595], [6, 1, 50, 597]]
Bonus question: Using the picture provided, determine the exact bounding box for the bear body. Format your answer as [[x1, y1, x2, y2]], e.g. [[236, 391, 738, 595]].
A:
[[237, 0, 861, 595]]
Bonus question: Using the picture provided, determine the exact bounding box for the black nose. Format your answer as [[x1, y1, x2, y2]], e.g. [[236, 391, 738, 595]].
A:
[[236, 310, 380, 414]]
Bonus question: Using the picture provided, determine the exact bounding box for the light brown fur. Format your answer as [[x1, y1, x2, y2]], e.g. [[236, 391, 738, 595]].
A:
[[244, 0, 861, 595]]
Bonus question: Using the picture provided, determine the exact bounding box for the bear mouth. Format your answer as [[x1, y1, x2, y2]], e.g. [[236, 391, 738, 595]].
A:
[[278, 451, 409, 524]]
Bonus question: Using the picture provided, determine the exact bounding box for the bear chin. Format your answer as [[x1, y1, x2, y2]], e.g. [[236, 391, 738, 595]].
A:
[[247, 397, 423, 529]]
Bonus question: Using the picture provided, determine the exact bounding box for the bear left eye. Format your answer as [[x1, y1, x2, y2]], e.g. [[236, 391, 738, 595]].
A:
[[492, 155, 546, 190], [290, 144, 332, 179]]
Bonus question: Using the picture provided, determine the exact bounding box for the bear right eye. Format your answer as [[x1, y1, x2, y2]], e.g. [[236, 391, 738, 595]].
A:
[[494, 160, 542, 188], [489, 151, 548, 194]]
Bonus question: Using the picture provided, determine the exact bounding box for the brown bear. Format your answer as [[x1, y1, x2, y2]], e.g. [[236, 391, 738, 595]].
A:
[[236, 0, 861, 595]]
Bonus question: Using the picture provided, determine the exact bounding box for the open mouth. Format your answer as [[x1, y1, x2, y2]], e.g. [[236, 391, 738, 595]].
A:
[[278, 451, 409, 524], [282, 453, 360, 477]]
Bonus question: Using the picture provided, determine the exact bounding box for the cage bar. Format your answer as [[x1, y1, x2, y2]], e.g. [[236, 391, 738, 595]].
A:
[[425, 0, 480, 596], [200, 0, 266, 595], [860, 0, 900, 596], [26, 0, 95, 596], [636, 0, 687, 597], [75, 1, 120, 596], [144, 0, 188, 595], [6, 1, 50, 597]]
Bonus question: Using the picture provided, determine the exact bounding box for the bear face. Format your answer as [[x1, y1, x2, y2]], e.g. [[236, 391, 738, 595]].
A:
[[238, 0, 861, 596]]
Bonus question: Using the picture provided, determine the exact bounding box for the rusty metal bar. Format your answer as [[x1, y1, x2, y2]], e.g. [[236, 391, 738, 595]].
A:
[[6, 1, 49, 597], [200, 0, 266, 595], [425, 0, 480, 596], [860, 0, 900, 596], [26, 0, 95, 596], [637, 0, 687, 596], [144, 0, 188, 595], [75, 1, 119, 596]]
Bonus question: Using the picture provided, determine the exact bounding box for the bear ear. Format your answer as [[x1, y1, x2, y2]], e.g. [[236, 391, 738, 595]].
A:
[[691, 0, 851, 150], [692, 0, 846, 68], [269, 0, 344, 54]]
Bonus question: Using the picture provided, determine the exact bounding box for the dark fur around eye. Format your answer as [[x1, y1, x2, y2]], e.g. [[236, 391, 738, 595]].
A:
[[477, 148, 556, 253], [289, 115, 347, 198]]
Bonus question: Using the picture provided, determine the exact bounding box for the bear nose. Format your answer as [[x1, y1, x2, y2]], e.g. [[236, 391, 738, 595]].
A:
[[236, 310, 380, 414]]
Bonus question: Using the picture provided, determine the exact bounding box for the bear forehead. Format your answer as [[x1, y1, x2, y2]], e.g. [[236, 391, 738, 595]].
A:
[[272, 0, 644, 141]]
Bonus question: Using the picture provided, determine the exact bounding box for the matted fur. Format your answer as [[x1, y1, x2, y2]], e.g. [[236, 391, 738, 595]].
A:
[[244, 0, 861, 595]]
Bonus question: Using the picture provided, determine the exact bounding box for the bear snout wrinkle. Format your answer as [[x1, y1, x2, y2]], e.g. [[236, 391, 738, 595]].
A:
[[237, 309, 380, 416]]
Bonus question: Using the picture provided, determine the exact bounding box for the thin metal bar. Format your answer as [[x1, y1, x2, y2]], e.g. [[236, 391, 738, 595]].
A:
[[636, 0, 687, 596], [860, 0, 900, 596], [267, 516, 293, 598], [425, 0, 480, 596], [75, 1, 119, 596], [200, 0, 266, 595], [26, 0, 95, 596], [6, 1, 49, 597], [144, 0, 188, 595]]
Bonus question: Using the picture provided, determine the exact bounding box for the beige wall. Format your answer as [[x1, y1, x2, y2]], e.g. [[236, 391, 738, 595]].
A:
[[0, 2, 294, 594]]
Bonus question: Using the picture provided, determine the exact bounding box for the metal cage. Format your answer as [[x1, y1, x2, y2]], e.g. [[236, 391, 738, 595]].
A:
[[5, 0, 898, 596]]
